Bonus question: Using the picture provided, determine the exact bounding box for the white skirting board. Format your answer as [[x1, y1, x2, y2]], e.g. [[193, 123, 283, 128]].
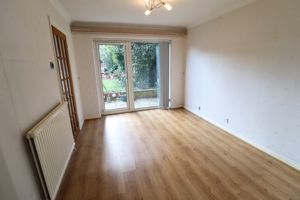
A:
[[184, 106, 300, 172], [84, 114, 102, 120], [79, 120, 85, 130], [170, 105, 184, 109]]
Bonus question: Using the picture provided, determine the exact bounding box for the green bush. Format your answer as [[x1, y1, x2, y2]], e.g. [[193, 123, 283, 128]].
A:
[[99, 43, 158, 92]]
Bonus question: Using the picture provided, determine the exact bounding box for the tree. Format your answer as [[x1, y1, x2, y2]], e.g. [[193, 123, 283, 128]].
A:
[[99, 43, 158, 91], [99, 45, 126, 90], [131, 43, 158, 90]]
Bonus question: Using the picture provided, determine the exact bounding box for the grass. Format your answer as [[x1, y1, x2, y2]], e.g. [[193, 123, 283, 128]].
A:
[[102, 78, 157, 94], [102, 79, 124, 93]]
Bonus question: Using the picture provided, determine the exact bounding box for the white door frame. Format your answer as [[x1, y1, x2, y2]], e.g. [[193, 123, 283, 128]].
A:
[[95, 41, 131, 115], [95, 40, 167, 115]]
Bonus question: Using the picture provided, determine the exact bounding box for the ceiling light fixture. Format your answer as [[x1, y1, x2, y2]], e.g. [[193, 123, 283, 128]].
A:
[[144, 0, 172, 16]]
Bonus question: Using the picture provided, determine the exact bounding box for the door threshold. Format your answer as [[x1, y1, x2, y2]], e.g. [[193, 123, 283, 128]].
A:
[[103, 107, 159, 116]]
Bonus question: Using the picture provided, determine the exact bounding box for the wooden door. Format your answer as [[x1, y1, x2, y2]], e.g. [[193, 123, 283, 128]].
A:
[[52, 26, 80, 139]]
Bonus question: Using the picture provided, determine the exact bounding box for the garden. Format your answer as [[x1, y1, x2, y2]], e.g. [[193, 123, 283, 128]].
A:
[[100, 42, 159, 105]]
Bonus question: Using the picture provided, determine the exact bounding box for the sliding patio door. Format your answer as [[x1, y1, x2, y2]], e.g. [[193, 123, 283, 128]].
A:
[[97, 41, 168, 114], [131, 42, 159, 109]]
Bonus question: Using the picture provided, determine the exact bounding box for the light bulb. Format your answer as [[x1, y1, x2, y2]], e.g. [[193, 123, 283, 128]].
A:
[[145, 9, 152, 16], [164, 3, 172, 11]]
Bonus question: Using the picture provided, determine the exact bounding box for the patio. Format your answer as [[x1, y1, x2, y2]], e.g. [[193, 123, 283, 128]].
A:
[[105, 97, 159, 110]]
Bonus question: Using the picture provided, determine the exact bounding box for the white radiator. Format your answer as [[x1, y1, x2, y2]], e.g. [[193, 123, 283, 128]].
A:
[[27, 102, 75, 200]]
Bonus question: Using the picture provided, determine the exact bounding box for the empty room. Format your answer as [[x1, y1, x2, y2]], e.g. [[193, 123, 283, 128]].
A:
[[1, 0, 300, 199]]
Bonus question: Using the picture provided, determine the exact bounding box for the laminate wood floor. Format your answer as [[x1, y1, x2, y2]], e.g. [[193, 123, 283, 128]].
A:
[[56, 109, 300, 200]]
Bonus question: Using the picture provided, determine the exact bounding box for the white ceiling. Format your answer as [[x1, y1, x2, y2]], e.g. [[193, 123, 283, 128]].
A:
[[59, 0, 256, 28]]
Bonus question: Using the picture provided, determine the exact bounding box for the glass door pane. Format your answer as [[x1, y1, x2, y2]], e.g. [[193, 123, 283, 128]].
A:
[[98, 43, 129, 112], [131, 42, 159, 109]]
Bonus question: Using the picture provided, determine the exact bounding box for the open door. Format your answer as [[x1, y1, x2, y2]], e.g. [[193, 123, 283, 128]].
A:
[[52, 26, 80, 139]]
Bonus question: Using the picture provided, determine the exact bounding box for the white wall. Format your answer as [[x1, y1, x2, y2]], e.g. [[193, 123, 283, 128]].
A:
[[0, 148, 18, 200], [185, 0, 300, 169], [0, 53, 20, 200], [73, 33, 186, 119], [0, 0, 83, 199]]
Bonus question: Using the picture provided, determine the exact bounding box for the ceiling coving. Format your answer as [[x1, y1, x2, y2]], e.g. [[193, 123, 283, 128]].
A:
[[144, 0, 172, 16]]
